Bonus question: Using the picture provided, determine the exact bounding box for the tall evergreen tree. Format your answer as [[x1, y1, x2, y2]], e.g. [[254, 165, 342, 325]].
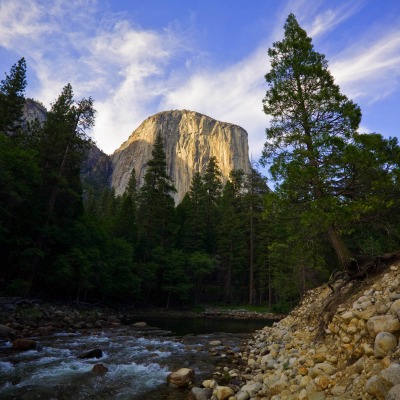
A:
[[261, 13, 368, 268], [217, 178, 246, 303], [137, 133, 176, 262], [177, 172, 207, 252], [243, 167, 268, 304], [0, 57, 27, 135], [202, 156, 223, 255], [30, 84, 95, 292]]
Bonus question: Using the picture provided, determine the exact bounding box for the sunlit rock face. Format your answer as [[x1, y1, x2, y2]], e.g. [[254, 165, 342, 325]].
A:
[[110, 110, 252, 203]]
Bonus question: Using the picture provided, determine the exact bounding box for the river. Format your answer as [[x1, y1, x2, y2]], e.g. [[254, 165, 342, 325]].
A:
[[0, 316, 272, 399]]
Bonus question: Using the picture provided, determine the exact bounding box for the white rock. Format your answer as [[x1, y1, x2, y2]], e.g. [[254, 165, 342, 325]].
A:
[[387, 384, 400, 400], [374, 332, 398, 358], [381, 363, 400, 386], [240, 382, 262, 397], [365, 375, 392, 399], [367, 315, 400, 337], [390, 299, 400, 319]]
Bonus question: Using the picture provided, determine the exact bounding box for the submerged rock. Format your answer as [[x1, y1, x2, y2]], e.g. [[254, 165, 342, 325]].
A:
[[78, 348, 103, 359], [91, 363, 108, 374], [12, 338, 36, 351]]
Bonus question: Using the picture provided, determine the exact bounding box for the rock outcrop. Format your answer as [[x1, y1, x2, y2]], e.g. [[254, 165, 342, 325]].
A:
[[81, 145, 112, 192], [110, 110, 252, 203], [22, 98, 47, 128]]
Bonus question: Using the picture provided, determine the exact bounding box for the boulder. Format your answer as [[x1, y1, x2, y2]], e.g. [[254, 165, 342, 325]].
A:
[[390, 299, 400, 319], [381, 363, 400, 386], [78, 348, 103, 359], [12, 338, 36, 351], [365, 375, 392, 400], [167, 368, 195, 387], [374, 332, 398, 358], [366, 315, 400, 337], [188, 387, 212, 400], [214, 385, 235, 400], [239, 381, 262, 397], [310, 362, 336, 377], [387, 384, 400, 400]]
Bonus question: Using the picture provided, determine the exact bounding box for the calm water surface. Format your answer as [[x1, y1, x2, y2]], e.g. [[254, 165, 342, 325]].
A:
[[0, 317, 272, 399]]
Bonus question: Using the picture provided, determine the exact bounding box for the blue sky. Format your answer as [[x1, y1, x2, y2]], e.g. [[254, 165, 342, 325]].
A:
[[1, 0, 400, 161]]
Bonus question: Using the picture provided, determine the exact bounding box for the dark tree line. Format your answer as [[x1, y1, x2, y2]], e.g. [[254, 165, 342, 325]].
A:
[[1, 15, 400, 312]]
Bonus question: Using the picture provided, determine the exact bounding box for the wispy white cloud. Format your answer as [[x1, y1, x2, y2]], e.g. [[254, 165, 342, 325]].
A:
[[307, 1, 366, 38], [331, 31, 400, 103], [0, 0, 191, 153], [160, 47, 269, 159], [0, 1, 51, 47], [1, 0, 399, 158]]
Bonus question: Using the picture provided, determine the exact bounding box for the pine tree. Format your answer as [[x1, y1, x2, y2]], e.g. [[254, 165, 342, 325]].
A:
[[30, 84, 95, 292], [137, 133, 177, 262], [217, 179, 246, 303], [202, 156, 223, 255], [242, 167, 268, 304], [260, 14, 362, 268], [0, 57, 27, 135], [177, 172, 207, 252]]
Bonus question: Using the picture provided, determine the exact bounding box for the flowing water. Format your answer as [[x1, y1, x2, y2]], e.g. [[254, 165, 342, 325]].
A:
[[0, 317, 272, 400]]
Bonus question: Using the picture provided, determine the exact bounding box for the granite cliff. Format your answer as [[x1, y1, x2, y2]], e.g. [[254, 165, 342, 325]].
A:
[[22, 103, 253, 202], [109, 110, 252, 202]]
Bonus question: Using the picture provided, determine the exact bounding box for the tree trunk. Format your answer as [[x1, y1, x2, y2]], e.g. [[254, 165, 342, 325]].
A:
[[328, 225, 352, 268], [248, 213, 254, 305]]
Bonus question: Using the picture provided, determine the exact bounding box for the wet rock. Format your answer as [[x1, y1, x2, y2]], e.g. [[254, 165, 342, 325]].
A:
[[12, 338, 36, 351], [92, 363, 108, 374], [78, 348, 103, 359], [374, 332, 398, 358], [167, 367, 195, 387], [209, 340, 222, 346]]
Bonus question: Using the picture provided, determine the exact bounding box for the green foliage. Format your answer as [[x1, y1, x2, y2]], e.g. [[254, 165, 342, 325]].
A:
[[2, 50, 399, 314], [0, 57, 27, 134], [137, 133, 177, 261], [260, 13, 400, 269]]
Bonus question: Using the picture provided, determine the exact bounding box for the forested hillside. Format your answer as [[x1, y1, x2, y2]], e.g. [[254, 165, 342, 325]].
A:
[[1, 14, 400, 312]]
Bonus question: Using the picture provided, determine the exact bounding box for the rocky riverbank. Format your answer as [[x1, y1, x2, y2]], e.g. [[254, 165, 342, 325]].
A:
[[195, 258, 400, 400]]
